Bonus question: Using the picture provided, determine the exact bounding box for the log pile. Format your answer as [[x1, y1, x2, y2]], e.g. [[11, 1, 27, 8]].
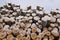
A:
[[0, 3, 60, 40]]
